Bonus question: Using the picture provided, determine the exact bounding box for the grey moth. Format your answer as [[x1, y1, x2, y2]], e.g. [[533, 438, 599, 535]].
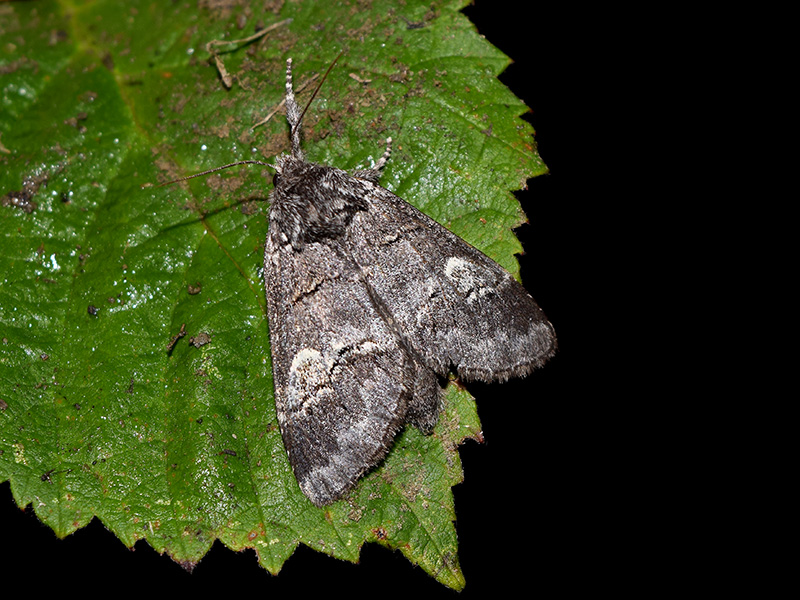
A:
[[262, 59, 556, 506]]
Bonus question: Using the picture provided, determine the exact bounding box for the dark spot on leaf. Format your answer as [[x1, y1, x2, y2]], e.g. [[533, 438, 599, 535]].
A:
[[189, 332, 211, 347], [87, 305, 98, 316], [48, 29, 68, 45], [1, 172, 49, 213], [389, 63, 411, 83], [0, 56, 39, 76], [64, 111, 88, 132], [187, 282, 202, 295], [240, 201, 258, 215], [79, 90, 98, 103], [400, 16, 425, 30]]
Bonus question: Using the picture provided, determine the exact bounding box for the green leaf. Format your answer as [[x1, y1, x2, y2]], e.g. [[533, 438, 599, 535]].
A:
[[0, 0, 546, 589]]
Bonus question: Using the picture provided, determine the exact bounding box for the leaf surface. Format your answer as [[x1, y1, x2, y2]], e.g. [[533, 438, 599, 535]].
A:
[[0, 0, 546, 589]]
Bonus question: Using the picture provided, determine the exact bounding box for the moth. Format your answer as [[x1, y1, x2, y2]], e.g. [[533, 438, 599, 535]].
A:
[[263, 59, 557, 506]]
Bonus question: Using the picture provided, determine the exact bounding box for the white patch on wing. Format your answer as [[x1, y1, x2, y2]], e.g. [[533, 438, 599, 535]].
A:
[[444, 256, 496, 302], [287, 348, 332, 413]]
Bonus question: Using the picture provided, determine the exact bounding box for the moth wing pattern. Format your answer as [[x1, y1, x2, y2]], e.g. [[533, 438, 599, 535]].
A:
[[347, 180, 557, 383], [264, 167, 442, 506]]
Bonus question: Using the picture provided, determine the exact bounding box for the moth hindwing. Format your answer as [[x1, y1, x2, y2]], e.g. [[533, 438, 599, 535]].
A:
[[263, 58, 556, 506]]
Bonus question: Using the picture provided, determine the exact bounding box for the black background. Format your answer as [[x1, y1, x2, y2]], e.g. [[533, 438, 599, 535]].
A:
[[2, 2, 613, 596]]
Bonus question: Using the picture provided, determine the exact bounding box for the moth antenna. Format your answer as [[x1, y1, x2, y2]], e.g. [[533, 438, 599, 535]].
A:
[[142, 160, 274, 189], [296, 51, 345, 132], [284, 58, 303, 158], [286, 51, 345, 158]]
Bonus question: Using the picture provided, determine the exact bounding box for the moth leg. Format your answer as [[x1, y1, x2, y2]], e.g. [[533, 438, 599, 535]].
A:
[[353, 137, 392, 184], [373, 137, 392, 171]]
